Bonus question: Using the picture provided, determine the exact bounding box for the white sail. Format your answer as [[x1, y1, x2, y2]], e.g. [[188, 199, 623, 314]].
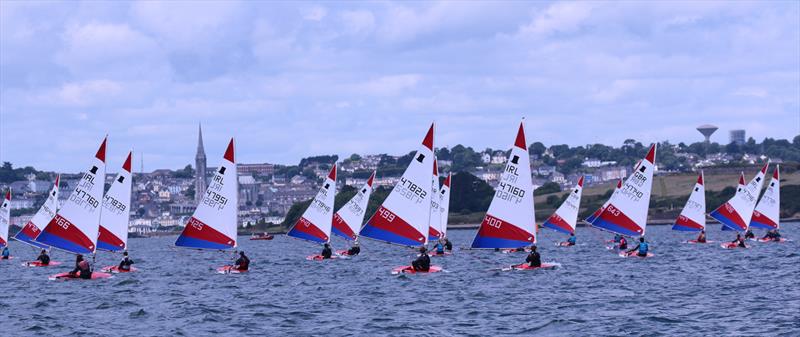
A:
[[361, 123, 435, 247], [710, 162, 769, 232], [0, 191, 10, 248], [750, 165, 780, 230], [438, 173, 452, 239], [427, 158, 442, 242], [287, 165, 337, 244], [543, 176, 584, 234], [37, 137, 108, 254], [15, 175, 60, 249], [471, 120, 536, 248], [672, 171, 706, 231], [592, 144, 657, 237], [98, 151, 133, 251], [333, 171, 375, 241], [175, 138, 238, 250]]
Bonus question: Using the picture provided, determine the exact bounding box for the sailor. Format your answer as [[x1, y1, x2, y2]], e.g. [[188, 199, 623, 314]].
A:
[[525, 245, 541, 268], [233, 251, 249, 271], [70, 255, 91, 279], [565, 232, 577, 246], [36, 249, 50, 266], [733, 233, 746, 248], [627, 237, 649, 257], [696, 230, 707, 243], [411, 246, 430, 272], [321, 243, 333, 259], [347, 240, 361, 256], [443, 237, 453, 251], [613, 234, 622, 243], [744, 229, 755, 240], [1, 246, 9, 259], [618, 236, 628, 250], [118, 251, 135, 271], [432, 239, 445, 255]]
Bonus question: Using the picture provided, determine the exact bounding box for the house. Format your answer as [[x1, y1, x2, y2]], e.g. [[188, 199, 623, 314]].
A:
[[537, 165, 556, 176], [481, 152, 491, 164], [490, 151, 507, 164]]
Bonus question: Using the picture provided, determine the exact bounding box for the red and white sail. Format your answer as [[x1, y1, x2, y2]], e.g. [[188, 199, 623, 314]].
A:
[[592, 144, 657, 237], [175, 138, 238, 250], [287, 165, 337, 244], [710, 162, 769, 232], [427, 158, 442, 242], [333, 171, 375, 241], [672, 171, 706, 231], [543, 176, 584, 235], [471, 120, 536, 249], [36, 137, 108, 254], [97, 151, 133, 251], [15, 175, 60, 249], [750, 165, 780, 230], [361, 123, 435, 247], [0, 191, 10, 248], [438, 173, 452, 239]]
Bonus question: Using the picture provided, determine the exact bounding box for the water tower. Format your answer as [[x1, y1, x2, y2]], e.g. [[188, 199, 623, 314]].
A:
[[696, 124, 718, 144]]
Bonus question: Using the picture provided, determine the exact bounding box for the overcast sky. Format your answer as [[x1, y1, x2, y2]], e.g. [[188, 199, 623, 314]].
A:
[[1, 1, 798, 173]]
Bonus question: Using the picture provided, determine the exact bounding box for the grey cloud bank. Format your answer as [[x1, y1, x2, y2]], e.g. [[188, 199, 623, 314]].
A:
[[0, 1, 798, 172]]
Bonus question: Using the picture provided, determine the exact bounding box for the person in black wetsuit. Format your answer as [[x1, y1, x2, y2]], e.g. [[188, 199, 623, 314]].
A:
[[347, 241, 360, 256], [732, 233, 746, 248], [36, 249, 50, 266], [411, 246, 430, 272], [234, 251, 249, 271], [1, 247, 9, 259], [744, 229, 755, 240], [118, 251, 134, 271], [525, 245, 541, 268], [70, 254, 91, 279], [618, 236, 628, 250], [696, 230, 707, 243], [443, 237, 453, 251], [321, 243, 332, 259]]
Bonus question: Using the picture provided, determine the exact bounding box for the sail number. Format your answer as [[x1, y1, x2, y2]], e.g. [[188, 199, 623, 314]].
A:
[[54, 215, 75, 231], [605, 205, 621, 217], [487, 217, 502, 229], [378, 207, 396, 222], [398, 177, 427, 204]]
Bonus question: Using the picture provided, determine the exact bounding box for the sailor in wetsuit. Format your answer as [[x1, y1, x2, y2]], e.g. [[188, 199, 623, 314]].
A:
[[627, 237, 649, 257], [36, 249, 50, 266], [613, 234, 622, 243], [347, 240, 361, 256], [1, 246, 9, 259], [744, 229, 755, 240], [118, 251, 134, 271], [696, 230, 707, 243], [321, 243, 333, 259], [234, 251, 249, 271], [618, 236, 628, 250], [525, 245, 541, 268], [444, 237, 453, 251], [411, 246, 430, 272], [565, 232, 577, 246], [733, 233, 747, 248], [431, 239, 445, 255], [70, 254, 92, 279]]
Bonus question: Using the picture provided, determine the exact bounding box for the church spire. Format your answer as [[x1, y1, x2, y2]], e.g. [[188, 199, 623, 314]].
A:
[[196, 123, 206, 158], [194, 123, 208, 204]]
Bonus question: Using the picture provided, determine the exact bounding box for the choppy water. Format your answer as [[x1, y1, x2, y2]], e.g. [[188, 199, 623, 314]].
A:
[[1, 223, 798, 336]]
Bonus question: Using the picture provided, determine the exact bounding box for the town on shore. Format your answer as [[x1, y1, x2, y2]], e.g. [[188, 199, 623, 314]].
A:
[[2, 127, 798, 237]]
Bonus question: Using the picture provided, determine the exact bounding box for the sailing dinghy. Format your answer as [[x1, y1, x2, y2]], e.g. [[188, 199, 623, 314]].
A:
[[430, 172, 452, 257], [360, 123, 442, 274], [711, 162, 768, 249], [285, 164, 339, 260], [333, 170, 375, 255], [37, 137, 112, 280], [590, 144, 658, 258], [175, 138, 243, 273], [673, 172, 712, 243], [543, 176, 584, 247], [751, 166, 785, 242], [0, 190, 11, 259], [98, 152, 135, 273], [17, 176, 63, 267]]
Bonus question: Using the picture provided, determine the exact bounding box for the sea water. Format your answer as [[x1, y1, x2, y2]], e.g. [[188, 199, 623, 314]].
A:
[[0, 223, 798, 336]]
